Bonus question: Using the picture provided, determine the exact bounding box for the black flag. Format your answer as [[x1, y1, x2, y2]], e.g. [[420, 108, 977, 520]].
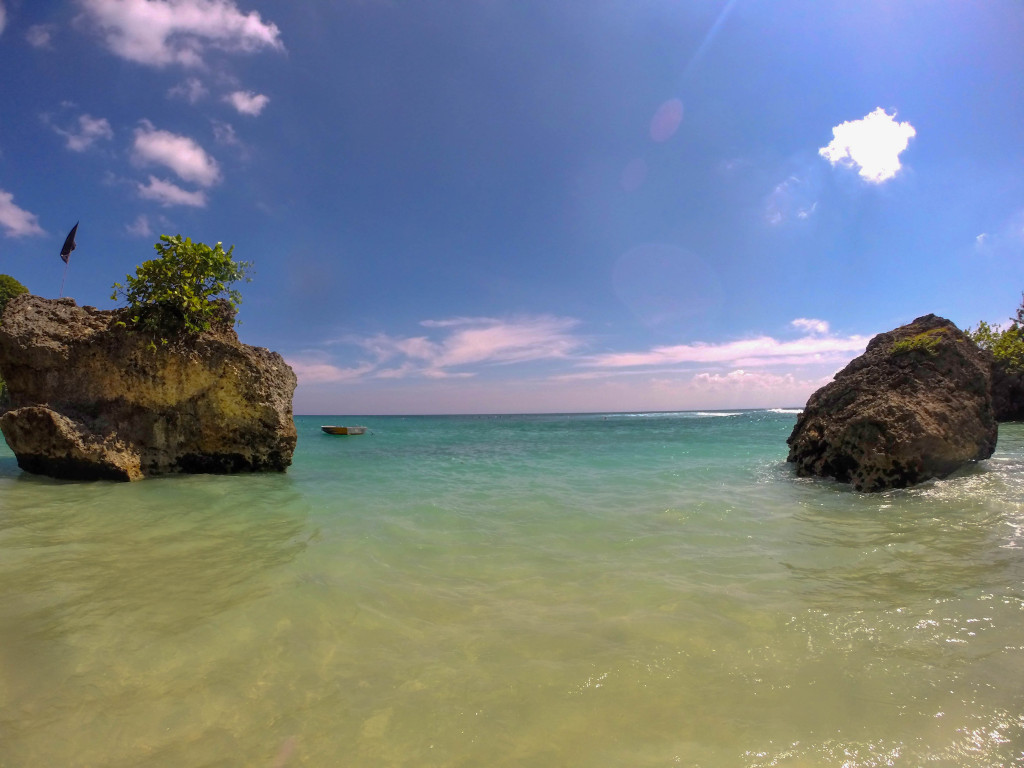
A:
[[60, 222, 79, 264]]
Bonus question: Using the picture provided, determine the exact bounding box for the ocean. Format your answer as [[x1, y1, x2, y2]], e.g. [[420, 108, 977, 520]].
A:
[[1, 411, 1022, 767]]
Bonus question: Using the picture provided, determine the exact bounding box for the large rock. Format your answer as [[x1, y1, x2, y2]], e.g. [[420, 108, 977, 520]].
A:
[[787, 314, 997, 492], [0, 294, 297, 481]]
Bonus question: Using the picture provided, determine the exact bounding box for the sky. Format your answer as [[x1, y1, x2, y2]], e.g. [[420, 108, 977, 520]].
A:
[[1, 0, 1023, 415]]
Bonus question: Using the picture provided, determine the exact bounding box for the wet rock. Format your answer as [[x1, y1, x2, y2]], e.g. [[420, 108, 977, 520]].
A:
[[786, 314, 997, 492]]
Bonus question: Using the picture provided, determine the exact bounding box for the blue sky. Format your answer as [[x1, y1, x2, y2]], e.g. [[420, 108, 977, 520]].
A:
[[1, 0, 1022, 414]]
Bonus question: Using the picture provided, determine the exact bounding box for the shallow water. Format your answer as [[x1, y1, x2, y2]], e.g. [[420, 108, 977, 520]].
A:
[[1, 412, 1022, 767]]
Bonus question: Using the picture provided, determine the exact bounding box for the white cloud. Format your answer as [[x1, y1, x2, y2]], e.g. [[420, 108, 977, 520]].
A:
[[137, 175, 206, 207], [167, 76, 208, 103], [132, 120, 220, 186], [0, 2, 6, 37], [0, 188, 45, 237], [819, 107, 916, 183], [212, 120, 239, 145], [401, 315, 582, 370], [790, 317, 829, 335], [26, 24, 55, 47], [285, 358, 377, 384], [224, 90, 269, 116], [79, 0, 283, 68], [51, 113, 114, 152], [293, 316, 584, 384], [289, 316, 872, 414], [583, 332, 866, 370]]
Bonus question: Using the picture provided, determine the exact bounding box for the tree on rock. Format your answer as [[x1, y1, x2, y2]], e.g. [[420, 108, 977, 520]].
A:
[[967, 295, 1024, 372], [111, 234, 252, 341], [968, 294, 1024, 420], [0, 274, 28, 318]]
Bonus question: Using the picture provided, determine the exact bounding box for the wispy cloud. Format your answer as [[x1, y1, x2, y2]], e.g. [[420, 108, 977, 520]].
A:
[[167, 76, 208, 103], [211, 120, 239, 145], [26, 23, 55, 48], [224, 90, 269, 116], [79, 0, 283, 68], [49, 113, 114, 152], [582, 328, 866, 370], [819, 107, 916, 183], [137, 175, 206, 207], [286, 358, 378, 385], [132, 120, 220, 186], [290, 316, 871, 413], [289, 315, 584, 384], [287, 314, 868, 394], [688, 368, 833, 398], [0, 2, 6, 37], [125, 213, 153, 236], [766, 175, 817, 225], [973, 209, 1024, 256], [0, 188, 44, 237], [790, 317, 829, 335]]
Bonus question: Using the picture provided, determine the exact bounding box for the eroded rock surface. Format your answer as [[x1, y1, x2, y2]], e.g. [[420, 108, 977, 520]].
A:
[[0, 294, 297, 481], [786, 314, 997, 492]]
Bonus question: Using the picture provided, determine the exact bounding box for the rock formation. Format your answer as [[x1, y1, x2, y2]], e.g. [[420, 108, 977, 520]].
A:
[[787, 314, 997, 492], [0, 294, 297, 481]]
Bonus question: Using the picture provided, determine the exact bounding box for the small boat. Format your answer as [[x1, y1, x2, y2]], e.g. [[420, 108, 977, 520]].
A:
[[321, 425, 367, 435]]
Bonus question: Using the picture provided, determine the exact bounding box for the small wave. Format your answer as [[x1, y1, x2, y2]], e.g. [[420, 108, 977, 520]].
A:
[[617, 411, 740, 418], [768, 408, 803, 414]]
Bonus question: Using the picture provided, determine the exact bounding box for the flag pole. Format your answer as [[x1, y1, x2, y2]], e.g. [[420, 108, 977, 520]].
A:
[[59, 260, 70, 298]]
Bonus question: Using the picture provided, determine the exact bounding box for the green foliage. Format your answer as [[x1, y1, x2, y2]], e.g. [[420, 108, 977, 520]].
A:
[[0, 274, 28, 408], [891, 328, 944, 357], [111, 234, 251, 341], [965, 293, 1024, 371], [0, 274, 28, 319], [967, 318, 1024, 372]]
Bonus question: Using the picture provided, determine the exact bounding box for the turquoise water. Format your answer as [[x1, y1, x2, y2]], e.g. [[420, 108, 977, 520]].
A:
[[1, 411, 1022, 767]]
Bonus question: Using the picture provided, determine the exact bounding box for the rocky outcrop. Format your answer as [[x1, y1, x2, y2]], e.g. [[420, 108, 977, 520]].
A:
[[787, 314, 997, 492], [0, 294, 297, 481]]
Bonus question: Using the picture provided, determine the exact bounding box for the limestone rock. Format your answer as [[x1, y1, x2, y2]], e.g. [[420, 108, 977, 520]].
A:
[[0, 294, 297, 481], [786, 314, 997, 492]]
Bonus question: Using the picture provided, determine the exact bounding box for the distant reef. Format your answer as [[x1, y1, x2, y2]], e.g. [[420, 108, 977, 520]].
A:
[[0, 294, 297, 481], [787, 314, 998, 492]]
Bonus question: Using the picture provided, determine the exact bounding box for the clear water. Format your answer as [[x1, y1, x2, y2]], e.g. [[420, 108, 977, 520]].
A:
[[1, 411, 1022, 767]]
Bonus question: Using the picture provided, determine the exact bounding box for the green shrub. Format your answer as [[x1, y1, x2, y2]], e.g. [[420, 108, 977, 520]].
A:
[[0, 274, 28, 319], [111, 234, 251, 341], [891, 328, 944, 357], [0, 274, 28, 407], [967, 294, 1024, 372], [968, 319, 1024, 371]]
